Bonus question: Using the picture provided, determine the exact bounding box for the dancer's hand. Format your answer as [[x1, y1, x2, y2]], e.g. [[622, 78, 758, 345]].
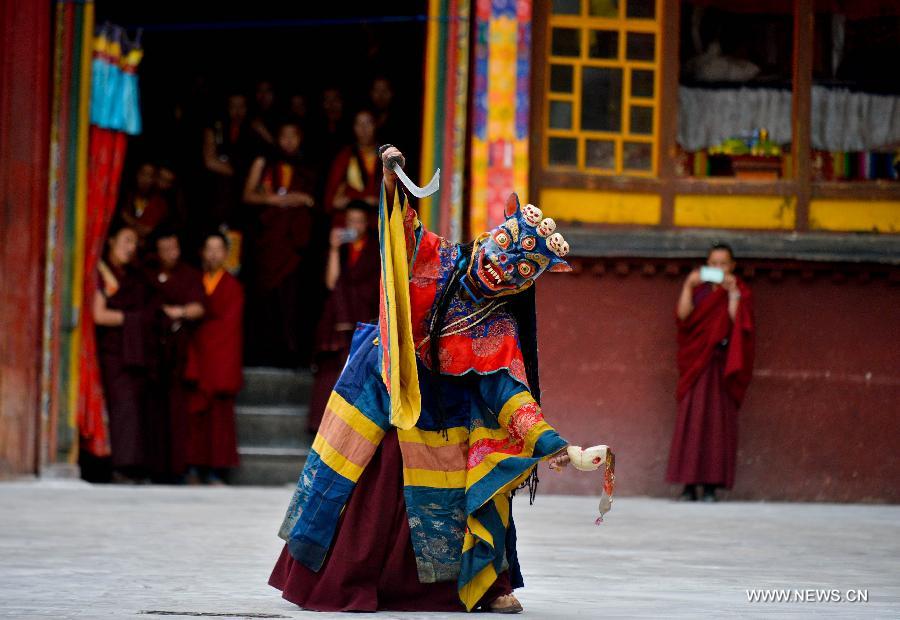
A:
[[379, 145, 404, 201], [548, 448, 570, 471], [380, 145, 405, 176]]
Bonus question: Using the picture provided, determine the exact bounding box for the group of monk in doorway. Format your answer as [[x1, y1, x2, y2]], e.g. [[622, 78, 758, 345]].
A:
[[84, 76, 407, 483]]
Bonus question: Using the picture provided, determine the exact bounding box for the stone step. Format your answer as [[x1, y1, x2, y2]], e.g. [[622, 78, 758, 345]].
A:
[[238, 367, 313, 406], [233, 367, 315, 486], [235, 405, 311, 448], [230, 446, 309, 486]]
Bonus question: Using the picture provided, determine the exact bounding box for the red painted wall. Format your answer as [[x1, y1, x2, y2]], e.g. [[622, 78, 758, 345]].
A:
[[0, 1, 50, 476], [535, 263, 900, 502]]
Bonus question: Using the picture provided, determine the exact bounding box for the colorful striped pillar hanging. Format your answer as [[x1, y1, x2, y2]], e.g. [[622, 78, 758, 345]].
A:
[[66, 0, 95, 458], [41, 0, 71, 466], [419, 0, 471, 242], [469, 0, 532, 236], [42, 0, 95, 464]]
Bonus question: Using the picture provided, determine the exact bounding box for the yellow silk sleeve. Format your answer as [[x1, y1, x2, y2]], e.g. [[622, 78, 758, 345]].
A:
[[379, 185, 421, 429]]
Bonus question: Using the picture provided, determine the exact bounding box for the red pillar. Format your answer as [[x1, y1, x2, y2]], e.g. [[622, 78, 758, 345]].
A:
[[0, 1, 51, 476]]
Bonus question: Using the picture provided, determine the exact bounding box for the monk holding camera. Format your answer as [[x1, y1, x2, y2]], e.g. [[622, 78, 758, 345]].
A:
[[666, 243, 755, 502]]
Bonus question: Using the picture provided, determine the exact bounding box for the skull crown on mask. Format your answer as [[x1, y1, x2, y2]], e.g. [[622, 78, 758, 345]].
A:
[[467, 193, 571, 298]]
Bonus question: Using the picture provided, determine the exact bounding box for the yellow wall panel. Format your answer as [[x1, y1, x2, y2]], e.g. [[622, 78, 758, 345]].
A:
[[809, 200, 900, 233], [539, 189, 661, 225], [674, 195, 796, 230]]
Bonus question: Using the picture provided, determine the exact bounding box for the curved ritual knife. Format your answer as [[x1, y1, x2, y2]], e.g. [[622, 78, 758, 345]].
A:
[[391, 161, 441, 199], [379, 143, 441, 198]]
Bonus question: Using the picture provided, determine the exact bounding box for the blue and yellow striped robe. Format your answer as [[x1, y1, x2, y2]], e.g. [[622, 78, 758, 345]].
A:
[[277, 190, 567, 610]]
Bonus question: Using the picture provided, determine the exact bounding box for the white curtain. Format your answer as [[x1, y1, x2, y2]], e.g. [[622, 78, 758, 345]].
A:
[[678, 86, 900, 152]]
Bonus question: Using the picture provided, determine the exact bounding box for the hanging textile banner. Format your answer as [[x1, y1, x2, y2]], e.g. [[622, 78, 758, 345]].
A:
[[42, 0, 94, 464], [41, 0, 72, 464], [419, 0, 471, 242], [469, 0, 532, 235], [77, 23, 143, 458], [90, 24, 143, 135]]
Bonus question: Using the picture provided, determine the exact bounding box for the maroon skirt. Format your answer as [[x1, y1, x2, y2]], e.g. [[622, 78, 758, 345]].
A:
[[269, 429, 511, 611], [666, 348, 739, 489]]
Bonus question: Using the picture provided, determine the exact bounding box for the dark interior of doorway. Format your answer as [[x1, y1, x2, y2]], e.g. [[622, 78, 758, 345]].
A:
[[93, 0, 427, 369], [94, 0, 427, 198]]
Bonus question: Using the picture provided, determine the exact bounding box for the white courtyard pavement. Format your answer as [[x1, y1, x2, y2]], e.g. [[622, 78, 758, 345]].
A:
[[1, 480, 898, 619]]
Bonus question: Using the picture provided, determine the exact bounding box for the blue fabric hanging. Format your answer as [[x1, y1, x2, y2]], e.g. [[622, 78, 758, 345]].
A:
[[89, 24, 142, 135]]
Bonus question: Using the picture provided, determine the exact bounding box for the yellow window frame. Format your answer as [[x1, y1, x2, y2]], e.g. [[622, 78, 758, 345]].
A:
[[544, 0, 662, 177]]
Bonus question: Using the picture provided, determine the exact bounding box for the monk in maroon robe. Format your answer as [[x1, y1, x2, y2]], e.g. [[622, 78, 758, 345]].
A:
[[307, 201, 380, 432], [91, 222, 159, 483], [118, 162, 170, 250], [312, 86, 351, 172], [184, 232, 244, 484], [243, 120, 322, 367], [323, 110, 382, 221], [201, 93, 255, 231], [144, 231, 205, 481], [666, 243, 755, 501]]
